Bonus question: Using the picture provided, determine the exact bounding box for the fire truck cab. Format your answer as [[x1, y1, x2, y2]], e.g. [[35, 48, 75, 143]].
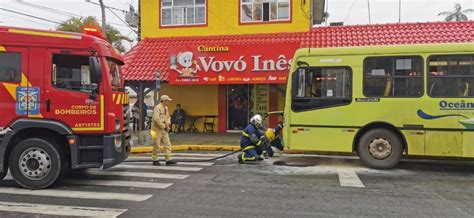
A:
[[0, 26, 131, 189]]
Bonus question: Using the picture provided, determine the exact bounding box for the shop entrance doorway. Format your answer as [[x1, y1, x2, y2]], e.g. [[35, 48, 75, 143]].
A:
[[227, 84, 270, 132], [227, 85, 252, 131]]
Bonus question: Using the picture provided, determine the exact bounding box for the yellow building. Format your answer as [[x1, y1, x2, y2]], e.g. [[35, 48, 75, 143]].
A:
[[125, 0, 324, 133], [141, 0, 312, 38]]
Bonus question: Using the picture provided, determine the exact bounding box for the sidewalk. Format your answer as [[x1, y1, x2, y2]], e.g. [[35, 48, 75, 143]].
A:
[[130, 132, 241, 153]]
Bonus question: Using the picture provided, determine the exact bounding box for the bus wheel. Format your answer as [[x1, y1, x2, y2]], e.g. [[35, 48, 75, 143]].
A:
[[357, 129, 403, 169], [9, 138, 63, 189]]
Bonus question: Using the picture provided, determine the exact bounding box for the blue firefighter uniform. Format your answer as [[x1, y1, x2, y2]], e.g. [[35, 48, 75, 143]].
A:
[[239, 123, 265, 163]]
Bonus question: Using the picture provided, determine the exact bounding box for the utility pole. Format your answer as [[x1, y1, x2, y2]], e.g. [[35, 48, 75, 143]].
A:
[[399, 0, 401, 23], [367, 0, 371, 24], [138, 0, 141, 40], [99, 0, 106, 28]]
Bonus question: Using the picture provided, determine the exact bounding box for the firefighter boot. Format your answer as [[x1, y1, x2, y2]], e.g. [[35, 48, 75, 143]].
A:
[[166, 160, 177, 166], [238, 154, 244, 164]]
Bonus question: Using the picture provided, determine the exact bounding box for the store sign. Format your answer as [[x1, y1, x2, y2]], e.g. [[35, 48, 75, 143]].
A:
[[168, 43, 300, 84], [252, 84, 270, 126]]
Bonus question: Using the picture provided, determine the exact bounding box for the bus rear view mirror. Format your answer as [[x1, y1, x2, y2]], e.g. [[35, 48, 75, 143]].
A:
[[89, 56, 102, 84]]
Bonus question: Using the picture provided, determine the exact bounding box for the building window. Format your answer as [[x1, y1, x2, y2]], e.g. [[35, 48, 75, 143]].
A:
[[292, 67, 352, 112], [0, 52, 21, 83], [52, 54, 94, 92], [363, 56, 424, 97], [161, 0, 206, 27], [241, 0, 290, 23], [428, 55, 474, 97]]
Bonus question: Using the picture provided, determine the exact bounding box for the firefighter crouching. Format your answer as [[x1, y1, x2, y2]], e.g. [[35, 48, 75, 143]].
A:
[[151, 95, 177, 166], [238, 115, 285, 164], [262, 124, 284, 158]]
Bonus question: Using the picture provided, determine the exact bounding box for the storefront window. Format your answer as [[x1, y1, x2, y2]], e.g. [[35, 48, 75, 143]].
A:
[[161, 0, 206, 26], [240, 0, 290, 23]]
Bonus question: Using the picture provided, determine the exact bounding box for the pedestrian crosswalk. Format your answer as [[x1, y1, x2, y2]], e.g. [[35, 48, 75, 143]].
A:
[[0, 201, 127, 217], [0, 152, 217, 217]]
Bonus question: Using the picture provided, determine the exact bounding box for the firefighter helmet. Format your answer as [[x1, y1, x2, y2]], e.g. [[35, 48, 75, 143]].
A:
[[250, 114, 263, 128], [265, 128, 276, 142]]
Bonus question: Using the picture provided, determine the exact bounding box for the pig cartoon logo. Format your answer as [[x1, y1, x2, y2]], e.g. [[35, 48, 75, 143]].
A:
[[170, 51, 201, 77]]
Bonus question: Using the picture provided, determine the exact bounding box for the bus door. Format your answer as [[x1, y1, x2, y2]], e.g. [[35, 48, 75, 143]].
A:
[[43, 50, 104, 133], [289, 63, 354, 152], [0, 47, 29, 125]]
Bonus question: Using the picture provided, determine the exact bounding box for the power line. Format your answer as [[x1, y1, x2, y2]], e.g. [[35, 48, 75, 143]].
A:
[[0, 12, 52, 27], [107, 7, 138, 34], [344, 0, 358, 23], [13, 1, 132, 28], [0, 7, 62, 25], [15, 0, 80, 18], [86, 0, 128, 13]]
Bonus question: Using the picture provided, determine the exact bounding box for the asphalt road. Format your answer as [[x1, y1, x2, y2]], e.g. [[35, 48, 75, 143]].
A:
[[0, 152, 473, 217]]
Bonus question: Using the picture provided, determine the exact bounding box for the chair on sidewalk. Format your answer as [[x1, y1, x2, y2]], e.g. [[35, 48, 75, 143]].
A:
[[203, 116, 216, 133]]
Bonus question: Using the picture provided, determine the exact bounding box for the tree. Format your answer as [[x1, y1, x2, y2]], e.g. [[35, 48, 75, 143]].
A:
[[57, 16, 131, 52], [438, 3, 473, 21]]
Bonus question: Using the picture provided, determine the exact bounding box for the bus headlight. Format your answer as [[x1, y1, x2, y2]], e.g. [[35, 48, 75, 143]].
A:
[[115, 118, 121, 132]]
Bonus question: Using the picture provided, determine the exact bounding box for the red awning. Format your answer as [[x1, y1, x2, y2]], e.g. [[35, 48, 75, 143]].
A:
[[123, 21, 474, 82]]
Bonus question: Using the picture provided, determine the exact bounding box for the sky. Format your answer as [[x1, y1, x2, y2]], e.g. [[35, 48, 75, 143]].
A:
[[0, 0, 472, 50], [324, 0, 473, 25]]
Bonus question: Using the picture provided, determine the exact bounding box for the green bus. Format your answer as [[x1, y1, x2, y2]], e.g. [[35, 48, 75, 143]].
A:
[[284, 43, 474, 168]]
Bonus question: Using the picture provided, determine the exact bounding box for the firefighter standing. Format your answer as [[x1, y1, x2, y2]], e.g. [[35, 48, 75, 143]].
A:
[[151, 95, 177, 166]]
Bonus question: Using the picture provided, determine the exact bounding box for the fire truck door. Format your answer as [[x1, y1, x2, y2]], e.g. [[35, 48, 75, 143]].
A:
[[0, 47, 30, 126], [43, 50, 103, 133]]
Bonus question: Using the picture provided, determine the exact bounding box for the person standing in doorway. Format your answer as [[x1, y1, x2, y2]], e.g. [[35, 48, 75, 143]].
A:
[[131, 102, 140, 132], [151, 95, 177, 166]]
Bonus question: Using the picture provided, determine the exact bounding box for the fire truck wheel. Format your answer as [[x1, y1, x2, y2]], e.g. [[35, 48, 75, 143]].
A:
[[357, 129, 403, 169], [9, 138, 63, 189], [0, 166, 7, 180]]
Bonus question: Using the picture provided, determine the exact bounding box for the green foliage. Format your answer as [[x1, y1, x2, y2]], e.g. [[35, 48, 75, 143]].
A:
[[56, 16, 131, 52]]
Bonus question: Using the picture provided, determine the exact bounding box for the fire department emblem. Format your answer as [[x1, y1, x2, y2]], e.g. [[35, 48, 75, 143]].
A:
[[16, 87, 40, 115]]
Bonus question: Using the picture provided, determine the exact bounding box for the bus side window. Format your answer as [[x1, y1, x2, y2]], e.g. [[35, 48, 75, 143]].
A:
[[363, 56, 423, 98], [292, 67, 352, 112], [428, 55, 474, 97], [0, 52, 22, 83]]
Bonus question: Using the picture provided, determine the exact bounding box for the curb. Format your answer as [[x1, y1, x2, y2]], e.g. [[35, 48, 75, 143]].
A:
[[131, 145, 310, 154]]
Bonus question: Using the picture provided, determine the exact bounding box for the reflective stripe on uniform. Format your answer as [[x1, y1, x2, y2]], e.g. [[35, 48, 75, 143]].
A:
[[256, 141, 262, 146], [242, 132, 250, 137], [242, 145, 256, 151], [241, 153, 256, 161]]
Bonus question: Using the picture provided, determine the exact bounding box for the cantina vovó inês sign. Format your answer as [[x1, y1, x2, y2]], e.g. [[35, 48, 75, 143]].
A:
[[168, 43, 300, 84]]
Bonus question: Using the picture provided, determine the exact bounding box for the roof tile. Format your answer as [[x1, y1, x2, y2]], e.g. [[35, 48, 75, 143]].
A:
[[123, 21, 473, 82]]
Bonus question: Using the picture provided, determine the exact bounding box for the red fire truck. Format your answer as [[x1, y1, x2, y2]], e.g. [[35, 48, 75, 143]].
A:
[[0, 26, 131, 189]]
